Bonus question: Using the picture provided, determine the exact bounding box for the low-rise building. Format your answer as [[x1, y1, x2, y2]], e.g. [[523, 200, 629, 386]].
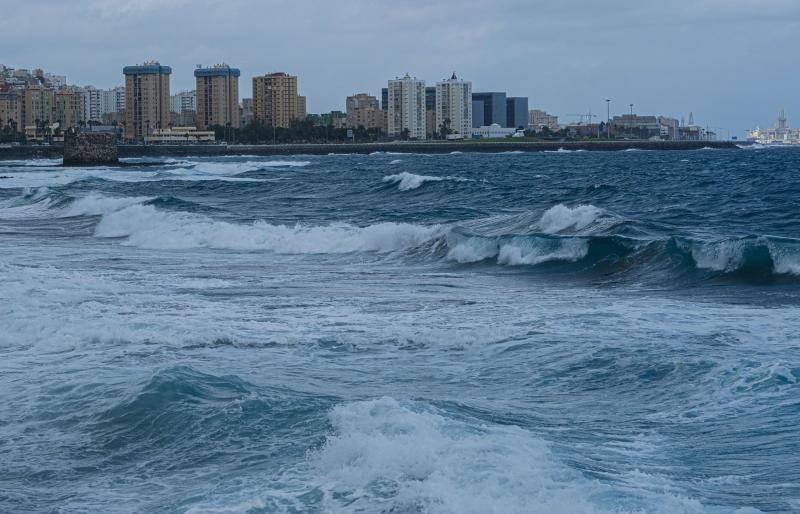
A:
[[144, 126, 215, 144], [470, 123, 523, 139], [345, 93, 386, 131], [528, 109, 559, 132]]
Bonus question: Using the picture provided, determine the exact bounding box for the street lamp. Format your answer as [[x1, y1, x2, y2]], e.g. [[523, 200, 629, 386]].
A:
[[629, 104, 634, 137], [606, 99, 611, 140]]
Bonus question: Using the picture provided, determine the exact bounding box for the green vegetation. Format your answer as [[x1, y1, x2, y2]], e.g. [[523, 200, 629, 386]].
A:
[[210, 119, 385, 145]]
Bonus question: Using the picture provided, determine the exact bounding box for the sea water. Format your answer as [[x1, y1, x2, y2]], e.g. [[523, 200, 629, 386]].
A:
[[0, 148, 798, 513]]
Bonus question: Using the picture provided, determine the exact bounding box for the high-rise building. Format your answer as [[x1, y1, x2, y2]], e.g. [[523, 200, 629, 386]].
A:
[[194, 64, 240, 129], [252, 72, 299, 128], [387, 74, 426, 140], [170, 90, 196, 115], [23, 85, 55, 127], [296, 95, 307, 120], [345, 93, 385, 131], [506, 97, 528, 129], [472, 92, 507, 128], [79, 86, 102, 122], [381, 88, 388, 111], [53, 87, 85, 129], [123, 62, 171, 140], [435, 73, 472, 138], [425, 86, 437, 136], [100, 87, 125, 115], [0, 90, 23, 133], [240, 98, 254, 127]]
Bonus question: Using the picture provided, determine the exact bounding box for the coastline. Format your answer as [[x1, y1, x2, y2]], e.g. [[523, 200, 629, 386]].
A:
[[0, 140, 737, 160], [0, 141, 738, 160]]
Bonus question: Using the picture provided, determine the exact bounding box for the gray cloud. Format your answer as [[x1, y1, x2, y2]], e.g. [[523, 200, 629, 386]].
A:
[[1, 0, 797, 135]]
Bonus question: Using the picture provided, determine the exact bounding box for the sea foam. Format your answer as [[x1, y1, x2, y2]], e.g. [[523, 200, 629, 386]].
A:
[[383, 172, 471, 191], [95, 203, 443, 252]]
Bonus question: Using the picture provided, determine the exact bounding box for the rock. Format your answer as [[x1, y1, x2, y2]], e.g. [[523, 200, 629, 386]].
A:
[[63, 132, 118, 166]]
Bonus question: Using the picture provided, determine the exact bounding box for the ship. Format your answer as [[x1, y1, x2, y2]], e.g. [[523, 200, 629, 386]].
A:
[[748, 110, 800, 145]]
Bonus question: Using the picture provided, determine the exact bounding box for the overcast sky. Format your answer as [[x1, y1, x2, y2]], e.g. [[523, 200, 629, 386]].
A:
[[1, 0, 797, 136]]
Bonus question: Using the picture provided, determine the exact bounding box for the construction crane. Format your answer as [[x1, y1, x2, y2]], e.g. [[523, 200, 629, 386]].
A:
[[566, 112, 601, 137], [566, 112, 598, 124]]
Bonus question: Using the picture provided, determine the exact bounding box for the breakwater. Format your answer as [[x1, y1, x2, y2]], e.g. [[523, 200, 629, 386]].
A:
[[0, 140, 736, 160]]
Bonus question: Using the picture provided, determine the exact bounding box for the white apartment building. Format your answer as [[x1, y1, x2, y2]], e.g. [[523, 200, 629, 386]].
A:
[[100, 87, 126, 115], [387, 74, 426, 140], [170, 90, 197, 114], [435, 73, 472, 138], [80, 86, 102, 121]]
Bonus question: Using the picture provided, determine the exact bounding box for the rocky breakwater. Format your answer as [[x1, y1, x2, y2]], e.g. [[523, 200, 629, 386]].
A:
[[63, 132, 118, 166]]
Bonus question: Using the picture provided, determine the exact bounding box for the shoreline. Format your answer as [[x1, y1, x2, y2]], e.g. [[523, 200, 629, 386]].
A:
[[0, 140, 737, 160]]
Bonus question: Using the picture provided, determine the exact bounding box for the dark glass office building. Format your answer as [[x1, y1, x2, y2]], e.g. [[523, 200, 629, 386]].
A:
[[506, 97, 529, 129], [471, 92, 507, 128]]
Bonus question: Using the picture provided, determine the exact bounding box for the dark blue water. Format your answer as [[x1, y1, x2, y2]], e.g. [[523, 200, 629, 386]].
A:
[[0, 148, 798, 513]]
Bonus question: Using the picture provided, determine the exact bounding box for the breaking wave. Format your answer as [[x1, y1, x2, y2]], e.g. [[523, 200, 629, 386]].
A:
[[382, 172, 472, 191], [304, 397, 738, 513], [5, 191, 799, 281]]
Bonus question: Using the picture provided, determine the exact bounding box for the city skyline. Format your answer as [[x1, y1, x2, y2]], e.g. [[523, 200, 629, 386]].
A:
[[1, 0, 798, 136]]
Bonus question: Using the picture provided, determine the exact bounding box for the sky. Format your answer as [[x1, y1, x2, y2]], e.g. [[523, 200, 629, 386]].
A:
[[1, 0, 798, 137]]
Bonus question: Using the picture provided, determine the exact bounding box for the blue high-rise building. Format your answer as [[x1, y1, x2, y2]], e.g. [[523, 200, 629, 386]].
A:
[[506, 97, 529, 129], [471, 92, 507, 128]]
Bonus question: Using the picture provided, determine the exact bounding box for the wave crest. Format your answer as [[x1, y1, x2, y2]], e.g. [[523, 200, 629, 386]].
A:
[[382, 172, 471, 191]]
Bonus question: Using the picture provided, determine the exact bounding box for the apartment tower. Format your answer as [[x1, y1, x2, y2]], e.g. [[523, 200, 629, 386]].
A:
[[252, 72, 299, 128], [345, 93, 386, 131], [194, 64, 240, 129], [387, 74, 426, 140], [435, 73, 472, 138], [123, 61, 171, 140]]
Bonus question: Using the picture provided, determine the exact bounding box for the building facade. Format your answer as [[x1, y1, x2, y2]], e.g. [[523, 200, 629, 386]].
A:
[[528, 109, 559, 132], [506, 97, 528, 129], [123, 62, 171, 141], [252, 72, 300, 128], [472, 92, 507, 128], [387, 74, 426, 140], [435, 73, 472, 138], [53, 87, 85, 129], [194, 64, 240, 129], [23, 85, 55, 127], [345, 93, 386, 131], [0, 90, 23, 134]]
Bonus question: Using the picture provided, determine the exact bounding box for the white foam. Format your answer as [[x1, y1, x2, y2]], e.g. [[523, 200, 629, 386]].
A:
[[178, 160, 310, 176], [690, 240, 747, 272], [498, 238, 589, 266], [537, 204, 607, 234], [383, 172, 470, 191], [94, 204, 443, 252], [0, 158, 62, 167], [389, 159, 403, 165], [311, 397, 722, 514], [60, 193, 152, 217]]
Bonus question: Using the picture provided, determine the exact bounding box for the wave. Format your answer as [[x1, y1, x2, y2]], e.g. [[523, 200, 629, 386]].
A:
[[544, 148, 587, 153], [308, 397, 733, 513], [9, 191, 798, 281], [382, 172, 472, 191], [0, 158, 62, 167], [176, 160, 310, 176], [389, 159, 403, 165], [94, 202, 444, 252]]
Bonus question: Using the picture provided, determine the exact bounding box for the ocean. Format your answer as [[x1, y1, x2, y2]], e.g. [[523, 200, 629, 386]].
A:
[[0, 147, 798, 513]]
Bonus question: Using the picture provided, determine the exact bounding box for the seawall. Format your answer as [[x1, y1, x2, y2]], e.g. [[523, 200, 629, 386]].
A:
[[0, 140, 737, 160]]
